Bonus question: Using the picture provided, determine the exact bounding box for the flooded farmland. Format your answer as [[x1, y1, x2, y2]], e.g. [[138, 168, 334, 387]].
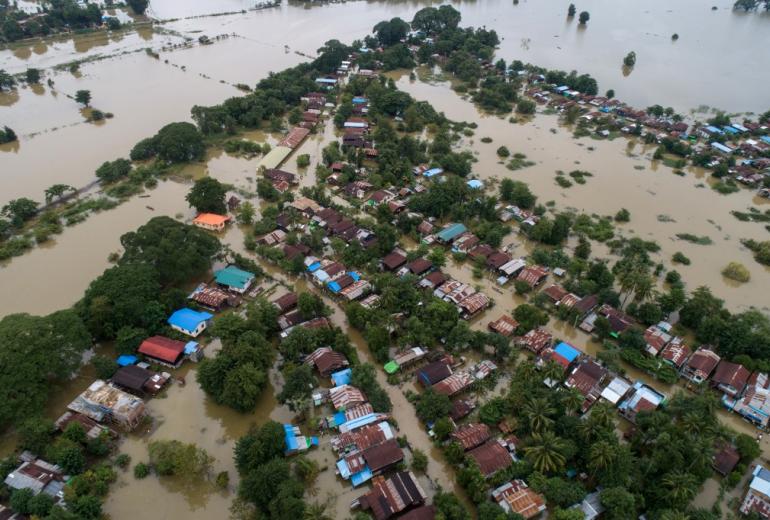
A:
[[2, 0, 770, 518]]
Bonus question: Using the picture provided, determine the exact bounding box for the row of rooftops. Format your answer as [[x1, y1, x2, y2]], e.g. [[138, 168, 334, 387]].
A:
[[524, 81, 770, 193]]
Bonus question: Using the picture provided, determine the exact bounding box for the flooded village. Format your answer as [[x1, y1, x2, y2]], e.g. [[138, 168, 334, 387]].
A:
[[1, 1, 770, 520]]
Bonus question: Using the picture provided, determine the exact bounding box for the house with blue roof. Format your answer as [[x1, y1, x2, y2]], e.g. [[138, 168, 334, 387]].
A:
[[284, 424, 318, 456], [740, 464, 770, 516], [436, 223, 468, 244], [467, 179, 483, 190], [214, 265, 255, 294], [168, 308, 213, 337]]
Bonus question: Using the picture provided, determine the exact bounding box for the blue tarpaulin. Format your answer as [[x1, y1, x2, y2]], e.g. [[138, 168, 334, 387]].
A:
[[328, 281, 341, 293], [352, 97, 368, 104], [307, 261, 322, 272], [117, 355, 137, 367], [423, 167, 444, 178], [554, 342, 581, 363], [331, 368, 352, 386], [349, 272, 361, 281]]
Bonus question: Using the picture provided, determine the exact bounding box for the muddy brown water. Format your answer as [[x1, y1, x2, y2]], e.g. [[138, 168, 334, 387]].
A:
[[1, 0, 770, 516]]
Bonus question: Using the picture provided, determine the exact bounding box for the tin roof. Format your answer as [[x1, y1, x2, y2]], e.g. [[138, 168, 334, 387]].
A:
[[488, 315, 519, 337], [469, 440, 513, 476], [450, 423, 491, 450], [432, 371, 474, 397], [138, 336, 187, 364]]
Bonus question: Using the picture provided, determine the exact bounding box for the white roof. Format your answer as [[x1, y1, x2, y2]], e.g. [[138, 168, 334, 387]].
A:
[[600, 376, 632, 405], [750, 465, 770, 496]]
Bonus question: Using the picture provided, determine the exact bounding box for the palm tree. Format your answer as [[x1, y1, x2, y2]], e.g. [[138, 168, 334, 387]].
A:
[[589, 401, 616, 430], [522, 397, 555, 434], [561, 388, 584, 415], [588, 440, 617, 474], [542, 361, 564, 385], [661, 471, 698, 508], [304, 502, 333, 520], [525, 431, 567, 474]]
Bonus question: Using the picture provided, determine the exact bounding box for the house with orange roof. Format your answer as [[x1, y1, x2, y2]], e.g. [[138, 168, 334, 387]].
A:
[[192, 213, 230, 231]]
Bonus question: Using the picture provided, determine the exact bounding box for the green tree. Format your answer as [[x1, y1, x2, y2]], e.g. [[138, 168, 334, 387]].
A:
[[524, 431, 567, 473], [10, 488, 34, 514], [44, 184, 76, 204], [119, 216, 220, 285], [186, 177, 227, 214], [568, 4, 576, 16], [513, 304, 549, 333], [148, 440, 212, 479], [277, 364, 316, 411], [127, 0, 149, 14], [18, 417, 55, 454], [600, 487, 636, 520], [237, 201, 255, 225], [0, 311, 91, 429], [25, 68, 41, 84], [154, 122, 206, 163], [2, 197, 38, 227], [234, 421, 286, 472], [415, 389, 452, 423], [75, 90, 91, 107], [411, 448, 428, 472], [623, 52, 637, 68], [95, 158, 131, 183], [579, 11, 590, 24], [374, 17, 410, 46], [0, 69, 16, 91]]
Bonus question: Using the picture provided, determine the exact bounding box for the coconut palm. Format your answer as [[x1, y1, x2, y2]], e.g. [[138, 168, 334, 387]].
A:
[[304, 502, 333, 520], [588, 439, 617, 474], [524, 431, 567, 474], [561, 388, 585, 415], [661, 471, 698, 508], [522, 397, 555, 434], [589, 401, 616, 430], [542, 360, 565, 384]]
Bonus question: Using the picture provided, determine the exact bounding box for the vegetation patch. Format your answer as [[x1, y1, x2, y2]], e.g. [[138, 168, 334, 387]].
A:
[[712, 180, 740, 195], [732, 209, 770, 223], [672, 252, 691, 265], [555, 176, 573, 188], [722, 262, 751, 283], [676, 233, 712, 245], [507, 153, 535, 171], [568, 170, 592, 184], [741, 239, 770, 266], [572, 214, 615, 242]]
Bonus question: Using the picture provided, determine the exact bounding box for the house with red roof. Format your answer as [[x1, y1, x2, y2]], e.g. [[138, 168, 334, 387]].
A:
[[138, 336, 189, 368]]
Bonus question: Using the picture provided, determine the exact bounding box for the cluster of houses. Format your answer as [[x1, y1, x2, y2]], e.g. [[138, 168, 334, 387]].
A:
[[0, 263, 264, 511], [523, 79, 770, 191], [297, 344, 435, 519]]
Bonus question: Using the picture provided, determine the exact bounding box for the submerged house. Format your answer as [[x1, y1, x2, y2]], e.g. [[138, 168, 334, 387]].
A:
[[356, 471, 427, 520], [515, 328, 553, 354], [618, 381, 666, 423], [167, 308, 213, 338], [68, 380, 146, 430], [468, 439, 514, 477], [137, 336, 190, 368], [682, 347, 721, 384], [491, 480, 547, 519], [723, 372, 770, 428], [712, 360, 750, 398], [740, 464, 770, 518], [4, 458, 65, 500], [214, 265, 255, 293], [192, 213, 230, 232], [451, 423, 491, 451], [564, 359, 607, 412], [284, 424, 319, 456]]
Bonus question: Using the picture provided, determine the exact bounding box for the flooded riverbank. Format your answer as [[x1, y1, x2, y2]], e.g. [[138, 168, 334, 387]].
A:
[[392, 71, 770, 314]]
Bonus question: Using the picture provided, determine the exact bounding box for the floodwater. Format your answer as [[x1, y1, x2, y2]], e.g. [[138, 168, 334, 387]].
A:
[[1, 0, 769, 516], [392, 70, 770, 314]]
